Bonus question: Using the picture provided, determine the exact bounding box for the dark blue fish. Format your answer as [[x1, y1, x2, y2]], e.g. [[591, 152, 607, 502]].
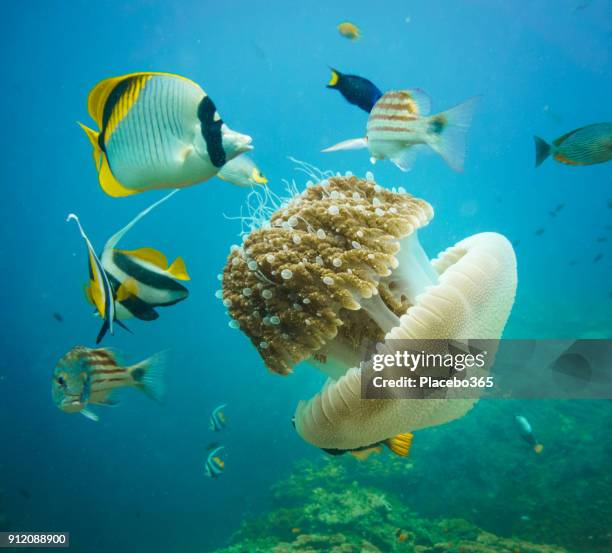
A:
[[327, 68, 383, 113], [534, 123, 612, 167], [209, 404, 227, 431]]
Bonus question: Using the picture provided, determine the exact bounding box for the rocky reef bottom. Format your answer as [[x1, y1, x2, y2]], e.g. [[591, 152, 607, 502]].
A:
[[212, 461, 569, 553]]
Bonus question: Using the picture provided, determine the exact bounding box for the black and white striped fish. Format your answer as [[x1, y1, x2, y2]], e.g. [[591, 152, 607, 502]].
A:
[[52, 346, 166, 421], [68, 190, 189, 343], [79, 71, 253, 196], [323, 89, 478, 172], [204, 445, 226, 478], [209, 404, 227, 431]]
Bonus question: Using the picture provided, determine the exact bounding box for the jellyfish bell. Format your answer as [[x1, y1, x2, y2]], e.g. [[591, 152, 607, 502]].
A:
[[221, 174, 517, 453]]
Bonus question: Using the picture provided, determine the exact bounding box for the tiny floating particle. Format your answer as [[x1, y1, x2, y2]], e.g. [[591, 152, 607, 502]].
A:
[[215, 290, 223, 299], [332, 258, 342, 267], [316, 229, 326, 239], [223, 298, 232, 307], [281, 269, 293, 280], [365, 171, 374, 181], [229, 320, 239, 329], [262, 289, 273, 299], [243, 287, 253, 297], [323, 276, 334, 285], [247, 260, 258, 270], [328, 205, 340, 216]]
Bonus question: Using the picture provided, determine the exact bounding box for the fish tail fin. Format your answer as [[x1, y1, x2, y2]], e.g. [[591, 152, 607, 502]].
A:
[[168, 256, 190, 281], [385, 432, 413, 457], [327, 68, 340, 88], [322, 137, 368, 153], [534, 443, 544, 454], [78, 122, 103, 170], [426, 96, 479, 172], [534, 136, 551, 167], [130, 351, 168, 403]]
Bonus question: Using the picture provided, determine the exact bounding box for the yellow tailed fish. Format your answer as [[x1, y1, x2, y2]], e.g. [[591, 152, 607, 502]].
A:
[[217, 155, 268, 187], [79, 72, 253, 197], [70, 190, 189, 343]]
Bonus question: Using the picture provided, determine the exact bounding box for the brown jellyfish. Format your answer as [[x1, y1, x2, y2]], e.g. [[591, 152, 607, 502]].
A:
[[221, 170, 517, 453]]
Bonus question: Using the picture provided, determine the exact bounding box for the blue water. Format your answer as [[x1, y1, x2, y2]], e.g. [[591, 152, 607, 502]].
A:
[[1, 1, 611, 552]]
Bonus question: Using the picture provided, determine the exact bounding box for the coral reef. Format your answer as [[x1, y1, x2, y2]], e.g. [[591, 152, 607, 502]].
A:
[[211, 458, 570, 553]]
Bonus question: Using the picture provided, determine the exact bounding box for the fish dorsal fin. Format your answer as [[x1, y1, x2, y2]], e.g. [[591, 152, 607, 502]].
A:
[[403, 88, 430, 116], [553, 127, 583, 147], [67, 213, 114, 335], [116, 277, 139, 301], [119, 247, 169, 270], [104, 189, 180, 251], [87, 72, 203, 126], [168, 256, 190, 281]]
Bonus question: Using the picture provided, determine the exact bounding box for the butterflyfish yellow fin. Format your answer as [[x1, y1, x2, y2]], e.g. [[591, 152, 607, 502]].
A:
[[534, 444, 544, 454], [88, 264, 106, 318], [88, 72, 203, 124], [328, 70, 339, 87], [99, 154, 138, 197], [385, 432, 413, 457], [252, 169, 268, 185], [116, 277, 139, 302], [349, 446, 381, 461], [168, 256, 190, 281], [119, 247, 169, 270], [78, 122, 103, 170]]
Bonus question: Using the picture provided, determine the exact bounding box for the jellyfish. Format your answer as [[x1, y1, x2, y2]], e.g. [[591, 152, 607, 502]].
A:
[[221, 174, 517, 452]]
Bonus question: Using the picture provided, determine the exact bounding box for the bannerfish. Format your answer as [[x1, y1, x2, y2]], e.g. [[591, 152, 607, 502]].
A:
[[204, 445, 226, 478], [209, 404, 227, 431], [79, 71, 253, 197], [217, 155, 267, 187], [327, 68, 382, 113], [515, 415, 544, 454], [534, 123, 612, 167], [68, 190, 189, 343], [323, 90, 479, 172], [337, 21, 361, 40], [52, 346, 166, 421]]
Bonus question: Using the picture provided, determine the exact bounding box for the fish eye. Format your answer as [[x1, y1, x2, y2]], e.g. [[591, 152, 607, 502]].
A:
[[57, 376, 66, 387]]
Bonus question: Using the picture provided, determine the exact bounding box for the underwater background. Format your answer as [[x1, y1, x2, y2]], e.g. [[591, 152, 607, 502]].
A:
[[1, 1, 611, 552]]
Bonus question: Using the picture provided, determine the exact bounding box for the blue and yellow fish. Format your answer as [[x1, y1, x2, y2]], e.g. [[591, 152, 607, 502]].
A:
[[209, 404, 227, 431], [204, 445, 226, 478], [68, 190, 190, 343], [535, 123, 612, 167], [79, 71, 253, 196], [52, 346, 166, 422], [327, 68, 382, 113]]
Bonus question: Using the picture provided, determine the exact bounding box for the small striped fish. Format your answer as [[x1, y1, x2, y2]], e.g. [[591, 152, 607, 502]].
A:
[[323, 89, 478, 172], [209, 404, 227, 431], [79, 72, 253, 197], [534, 123, 612, 167], [69, 190, 189, 344], [204, 445, 226, 478], [52, 346, 166, 421]]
